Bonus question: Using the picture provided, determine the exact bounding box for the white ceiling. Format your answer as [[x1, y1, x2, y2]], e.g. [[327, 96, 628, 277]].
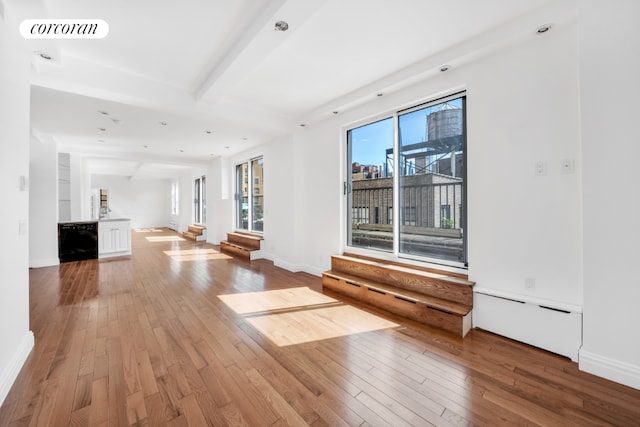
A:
[[16, 0, 570, 178]]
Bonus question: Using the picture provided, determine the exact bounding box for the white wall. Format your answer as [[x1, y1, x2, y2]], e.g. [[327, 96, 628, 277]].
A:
[[218, 137, 298, 265], [69, 153, 84, 221], [91, 175, 171, 229], [173, 168, 207, 234], [0, 1, 34, 406], [579, 0, 640, 389], [467, 20, 582, 307], [291, 119, 344, 275], [263, 136, 297, 269], [29, 135, 59, 267], [235, 2, 639, 388], [283, 20, 583, 303], [206, 156, 232, 244]]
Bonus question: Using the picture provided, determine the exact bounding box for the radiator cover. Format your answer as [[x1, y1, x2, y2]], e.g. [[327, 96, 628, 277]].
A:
[[473, 291, 582, 361]]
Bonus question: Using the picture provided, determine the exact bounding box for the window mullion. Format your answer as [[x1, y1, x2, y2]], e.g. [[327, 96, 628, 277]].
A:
[[392, 113, 400, 256], [247, 162, 253, 232]]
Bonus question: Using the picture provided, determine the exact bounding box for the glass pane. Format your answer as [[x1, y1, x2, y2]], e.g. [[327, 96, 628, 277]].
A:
[[251, 158, 264, 232], [398, 96, 465, 262], [201, 176, 206, 224], [194, 178, 201, 224], [236, 163, 248, 229], [347, 117, 394, 251]]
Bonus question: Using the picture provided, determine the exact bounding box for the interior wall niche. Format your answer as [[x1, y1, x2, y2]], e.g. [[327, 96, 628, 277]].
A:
[[58, 152, 70, 222]]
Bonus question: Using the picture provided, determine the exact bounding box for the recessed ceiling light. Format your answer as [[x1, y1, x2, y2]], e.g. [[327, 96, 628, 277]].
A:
[[376, 93, 384, 97], [439, 64, 451, 72], [160, 121, 167, 126], [242, 137, 248, 141], [37, 52, 52, 60], [179, 149, 184, 153], [205, 130, 212, 134], [97, 139, 105, 143], [274, 21, 289, 31], [225, 146, 230, 149], [143, 145, 148, 148], [332, 111, 339, 115], [98, 127, 106, 132], [98, 110, 109, 115], [535, 24, 553, 34], [300, 124, 306, 127]]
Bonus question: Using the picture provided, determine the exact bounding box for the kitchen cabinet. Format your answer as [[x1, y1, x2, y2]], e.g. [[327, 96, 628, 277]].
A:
[[98, 219, 131, 258]]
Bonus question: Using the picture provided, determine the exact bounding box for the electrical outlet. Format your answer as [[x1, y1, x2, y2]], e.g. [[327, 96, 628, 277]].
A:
[[525, 278, 536, 292]]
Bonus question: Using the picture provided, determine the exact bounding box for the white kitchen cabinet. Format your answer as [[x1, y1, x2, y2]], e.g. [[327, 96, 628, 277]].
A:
[[99, 219, 131, 258]]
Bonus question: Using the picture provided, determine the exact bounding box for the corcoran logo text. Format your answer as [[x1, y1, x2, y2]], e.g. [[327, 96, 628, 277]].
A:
[[20, 19, 109, 39]]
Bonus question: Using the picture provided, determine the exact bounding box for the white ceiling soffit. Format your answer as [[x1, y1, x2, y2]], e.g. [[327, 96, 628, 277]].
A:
[[20, 0, 575, 177]]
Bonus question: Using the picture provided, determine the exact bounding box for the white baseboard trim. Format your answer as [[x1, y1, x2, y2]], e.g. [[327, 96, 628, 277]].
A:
[[301, 264, 323, 277], [0, 330, 34, 406], [250, 249, 274, 261], [579, 349, 640, 390], [29, 258, 60, 268], [274, 258, 301, 273]]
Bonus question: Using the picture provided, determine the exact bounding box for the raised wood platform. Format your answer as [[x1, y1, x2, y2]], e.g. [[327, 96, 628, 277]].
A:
[[322, 254, 474, 337], [182, 224, 206, 241], [220, 231, 263, 260]]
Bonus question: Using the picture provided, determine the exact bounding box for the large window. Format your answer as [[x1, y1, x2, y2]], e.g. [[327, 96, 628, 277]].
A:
[[346, 93, 467, 266], [171, 181, 179, 215], [235, 157, 264, 233], [193, 175, 206, 224]]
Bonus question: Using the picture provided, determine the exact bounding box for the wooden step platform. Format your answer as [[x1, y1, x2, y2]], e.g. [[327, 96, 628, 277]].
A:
[[220, 231, 263, 260], [322, 254, 474, 337], [183, 224, 206, 241]]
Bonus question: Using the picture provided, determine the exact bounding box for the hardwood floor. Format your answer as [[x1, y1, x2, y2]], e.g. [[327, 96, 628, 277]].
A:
[[1, 227, 639, 426]]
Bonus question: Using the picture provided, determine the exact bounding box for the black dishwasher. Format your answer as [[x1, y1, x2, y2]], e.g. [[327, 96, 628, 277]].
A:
[[58, 221, 99, 263]]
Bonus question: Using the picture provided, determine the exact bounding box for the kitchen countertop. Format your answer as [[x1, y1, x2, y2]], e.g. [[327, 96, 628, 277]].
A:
[[98, 218, 130, 222]]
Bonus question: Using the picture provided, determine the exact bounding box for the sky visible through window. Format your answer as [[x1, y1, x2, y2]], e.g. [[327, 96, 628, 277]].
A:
[[350, 97, 463, 170]]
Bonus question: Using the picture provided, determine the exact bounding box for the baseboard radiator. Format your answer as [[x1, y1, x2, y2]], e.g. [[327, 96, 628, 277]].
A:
[[473, 290, 582, 361]]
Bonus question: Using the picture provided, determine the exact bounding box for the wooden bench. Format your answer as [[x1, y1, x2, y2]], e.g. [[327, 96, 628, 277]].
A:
[[220, 232, 263, 260], [182, 224, 206, 241], [322, 254, 474, 337]]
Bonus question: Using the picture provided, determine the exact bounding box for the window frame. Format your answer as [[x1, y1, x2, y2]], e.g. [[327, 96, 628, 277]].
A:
[[344, 91, 467, 269], [171, 180, 179, 216], [235, 156, 264, 234], [193, 175, 206, 225]]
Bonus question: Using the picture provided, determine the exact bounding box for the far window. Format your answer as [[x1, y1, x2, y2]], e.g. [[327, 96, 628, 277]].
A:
[[235, 157, 264, 233], [194, 176, 206, 224], [171, 181, 179, 215]]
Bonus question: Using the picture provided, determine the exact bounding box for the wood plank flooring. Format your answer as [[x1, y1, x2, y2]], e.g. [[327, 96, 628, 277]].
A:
[[1, 227, 640, 426]]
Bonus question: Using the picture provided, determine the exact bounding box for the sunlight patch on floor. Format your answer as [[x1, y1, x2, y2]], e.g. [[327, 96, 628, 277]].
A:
[[134, 228, 166, 233], [163, 248, 232, 261], [246, 305, 398, 346], [219, 287, 398, 346], [146, 236, 185, 242], [218, 287, 336, 314]]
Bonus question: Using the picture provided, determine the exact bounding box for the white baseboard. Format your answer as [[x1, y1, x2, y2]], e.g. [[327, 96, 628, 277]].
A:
[[274, 258, 301, 273], [579, 349, 640, 390], [301, 264, 323, 277], [0, 331, 34, 406], [29, 258, 60, 268]]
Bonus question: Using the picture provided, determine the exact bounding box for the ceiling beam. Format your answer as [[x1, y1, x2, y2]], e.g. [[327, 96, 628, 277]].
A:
[[195, 0, 328, 103]]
